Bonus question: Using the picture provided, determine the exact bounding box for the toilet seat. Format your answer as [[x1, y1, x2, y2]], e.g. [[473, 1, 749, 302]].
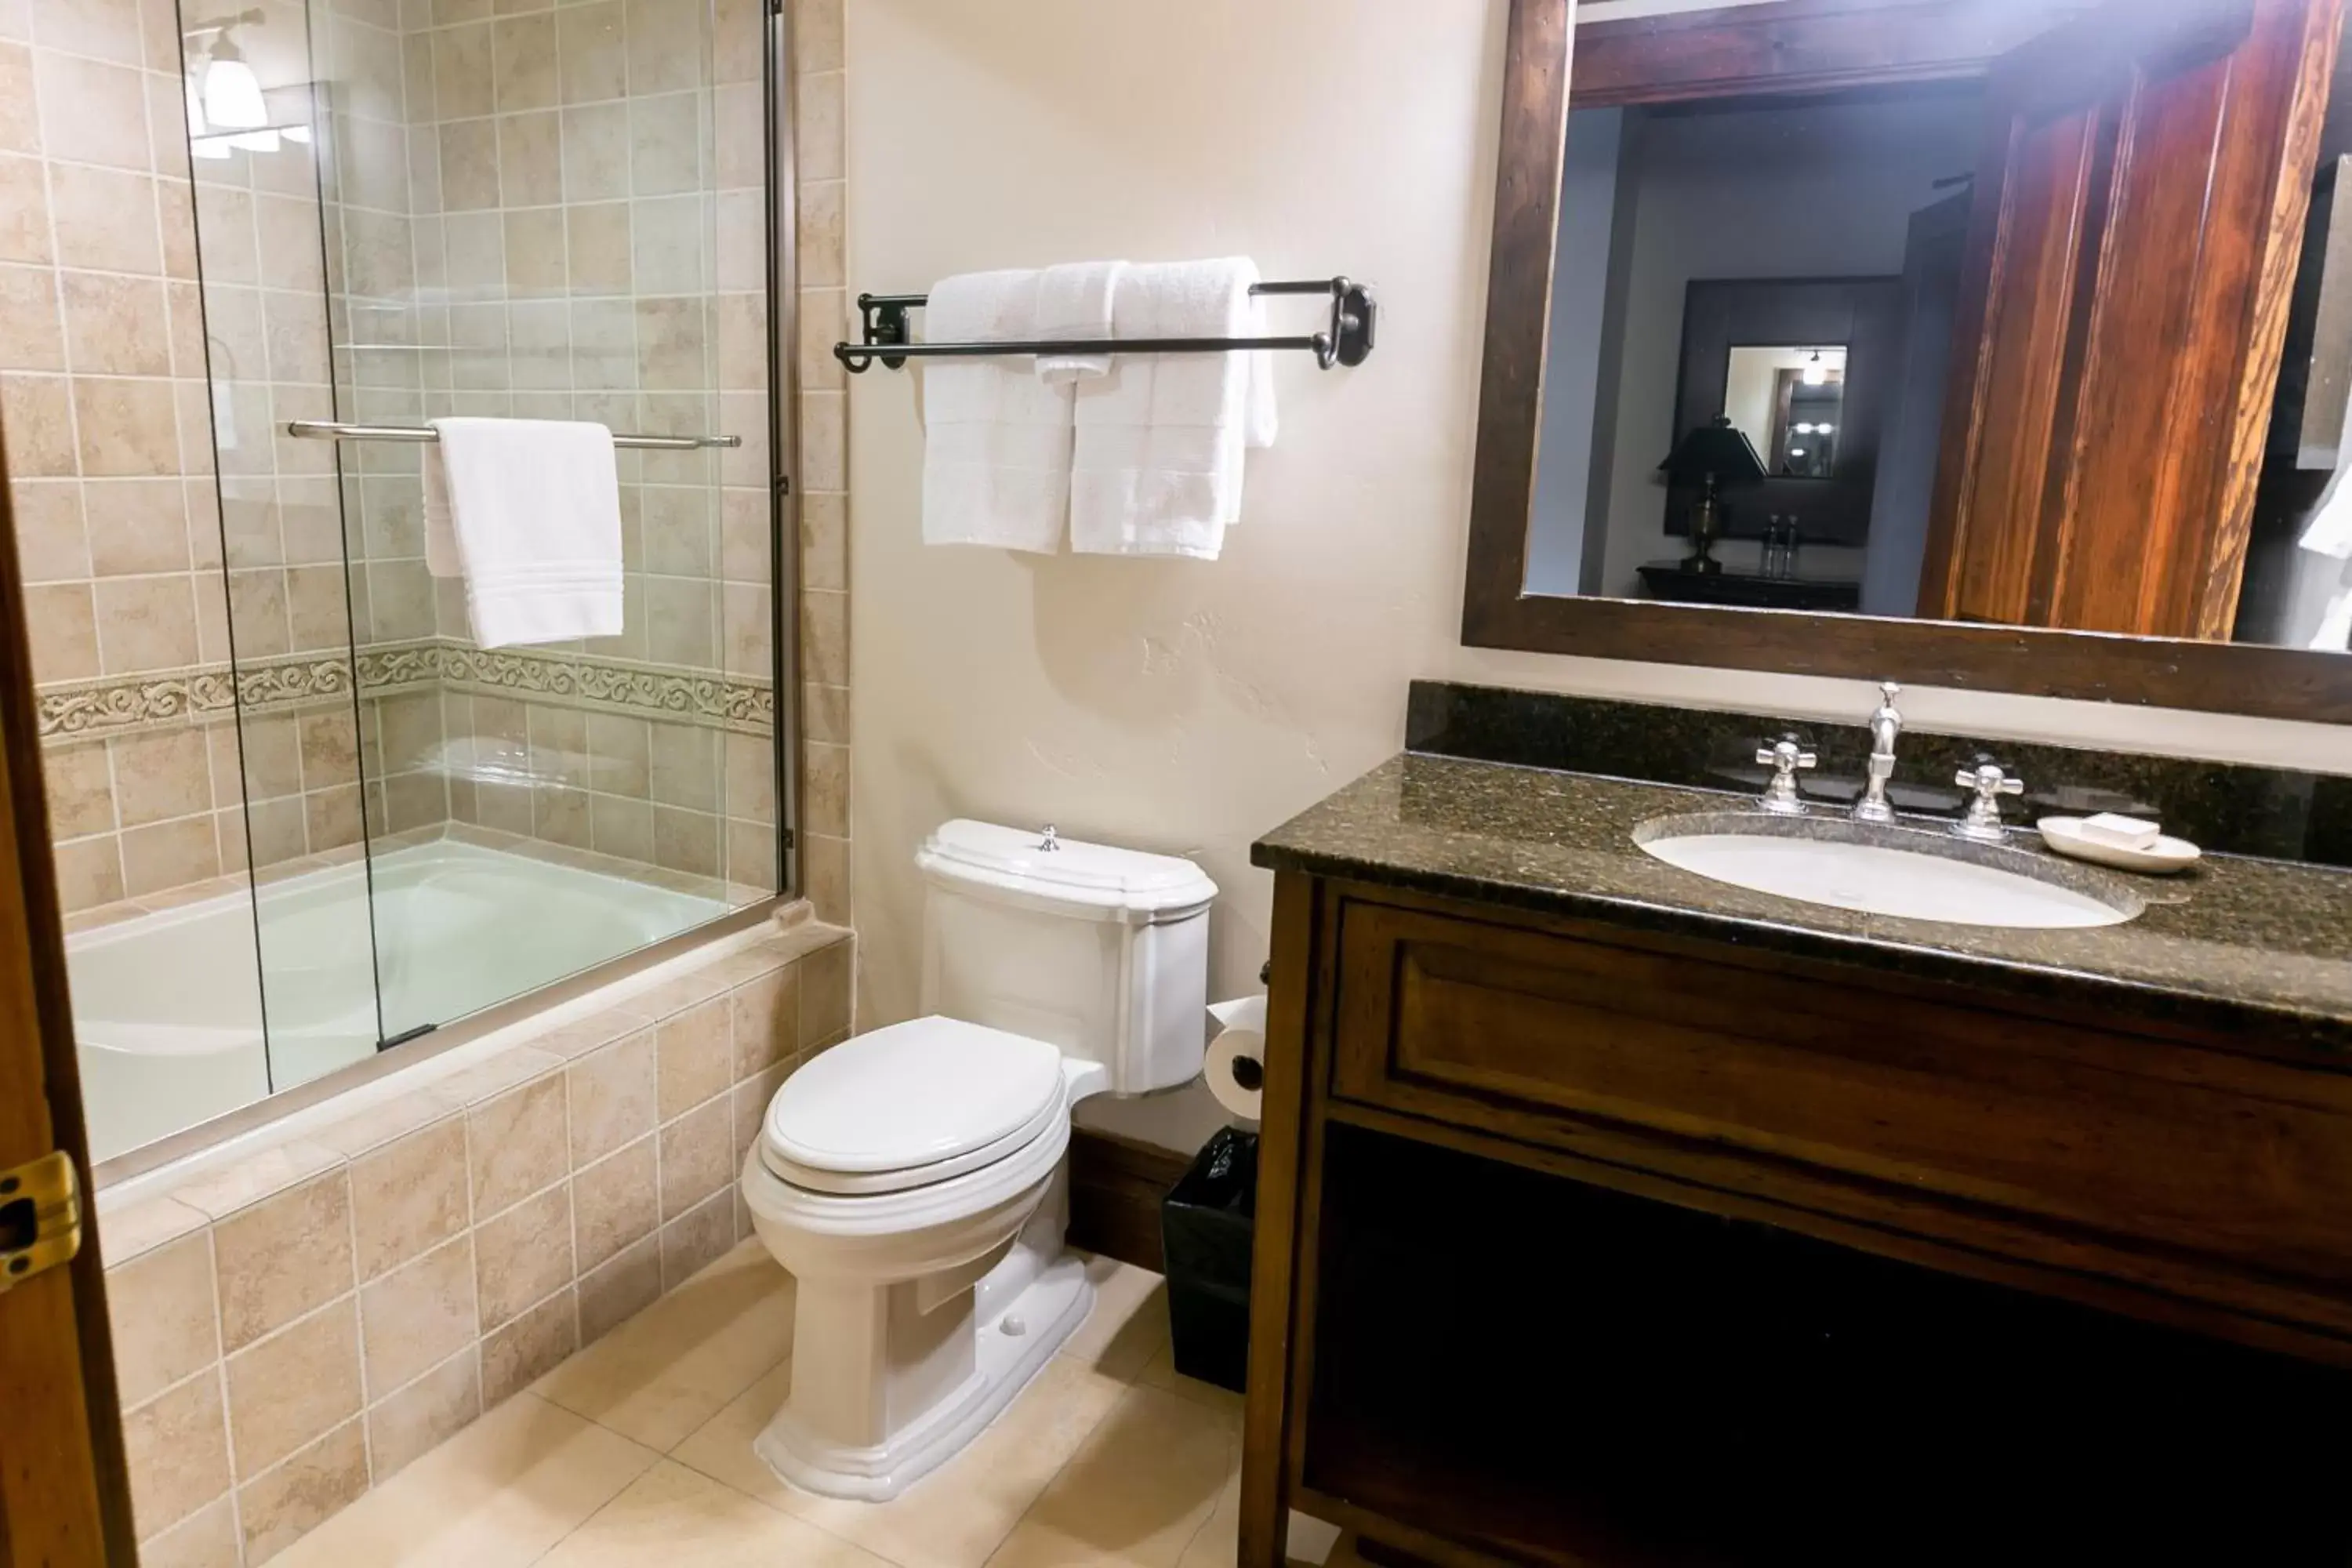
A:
[[761, 1016, 1068, 1196]]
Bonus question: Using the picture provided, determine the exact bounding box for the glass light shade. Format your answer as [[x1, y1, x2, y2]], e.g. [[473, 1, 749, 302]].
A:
[[202, 50, 268, 131], [1802, 351, 1828, 387], [191, 134, 234, 161], [183, 79, 208, 136]]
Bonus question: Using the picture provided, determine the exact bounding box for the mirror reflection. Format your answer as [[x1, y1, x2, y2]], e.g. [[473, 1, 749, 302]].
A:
[[1524, 5, 2352, 652]]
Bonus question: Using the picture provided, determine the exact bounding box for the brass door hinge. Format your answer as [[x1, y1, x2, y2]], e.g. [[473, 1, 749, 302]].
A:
[[0, 1150, 82, 1292]]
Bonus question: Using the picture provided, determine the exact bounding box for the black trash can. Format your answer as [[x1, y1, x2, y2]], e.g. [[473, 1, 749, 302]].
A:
[[1160, 1127, 1258, 1393]]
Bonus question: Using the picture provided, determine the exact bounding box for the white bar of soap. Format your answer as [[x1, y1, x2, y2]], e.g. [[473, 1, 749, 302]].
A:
[[2078, 812, 2161, 850]]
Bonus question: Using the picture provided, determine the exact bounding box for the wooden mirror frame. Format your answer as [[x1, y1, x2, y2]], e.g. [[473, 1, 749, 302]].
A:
[[1460, 0, 2352, 724]]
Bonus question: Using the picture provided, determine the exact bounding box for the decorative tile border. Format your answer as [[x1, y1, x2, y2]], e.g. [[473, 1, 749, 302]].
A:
[[38, 646, 773, 746]]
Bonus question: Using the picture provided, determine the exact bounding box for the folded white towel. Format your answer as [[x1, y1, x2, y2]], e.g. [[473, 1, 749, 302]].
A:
[[423, 417, 623, 648], [1070, 257, 1277, 559], [1034, 260, 1126, 383], [921, 269, 1072, 553]]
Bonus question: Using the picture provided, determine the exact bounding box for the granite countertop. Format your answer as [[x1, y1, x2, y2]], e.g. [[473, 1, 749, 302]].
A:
[[1252, 753, 2352, 1053]]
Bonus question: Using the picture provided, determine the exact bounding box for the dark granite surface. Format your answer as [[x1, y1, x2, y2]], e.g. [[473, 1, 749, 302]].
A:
[[1405, 681, 2352, 867], [1253, 752, 2352, 1053]]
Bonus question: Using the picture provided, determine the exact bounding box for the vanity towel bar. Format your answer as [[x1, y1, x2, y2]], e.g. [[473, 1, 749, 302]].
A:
[[837, 276, 1377, 372], [285, 420, 741, 452]]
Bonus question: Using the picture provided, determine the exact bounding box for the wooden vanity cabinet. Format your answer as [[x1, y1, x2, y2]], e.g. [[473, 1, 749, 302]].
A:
[[1237, 872, 2352, 1567]]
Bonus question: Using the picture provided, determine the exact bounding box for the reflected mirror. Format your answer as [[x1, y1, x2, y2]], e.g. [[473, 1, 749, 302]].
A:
[[1495, 0, 2352, 681]]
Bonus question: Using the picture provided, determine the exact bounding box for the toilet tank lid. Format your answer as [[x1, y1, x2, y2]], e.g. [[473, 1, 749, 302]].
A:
[[916, 819, 1218, 917]]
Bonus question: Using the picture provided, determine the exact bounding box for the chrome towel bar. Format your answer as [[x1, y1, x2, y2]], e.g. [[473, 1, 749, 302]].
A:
[[285, 420, 741, 452]]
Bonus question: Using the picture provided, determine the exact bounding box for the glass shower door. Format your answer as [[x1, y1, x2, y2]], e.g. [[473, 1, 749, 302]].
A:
[[307, 0, 778, 1044], [187, 1, 388, 1098]]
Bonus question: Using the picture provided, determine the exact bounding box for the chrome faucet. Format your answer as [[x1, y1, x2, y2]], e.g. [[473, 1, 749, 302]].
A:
[[1853, 681, 1902, 824]]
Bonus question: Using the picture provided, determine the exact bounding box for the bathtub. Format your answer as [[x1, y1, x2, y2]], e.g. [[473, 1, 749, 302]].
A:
[[68, 840, 730, 1163]]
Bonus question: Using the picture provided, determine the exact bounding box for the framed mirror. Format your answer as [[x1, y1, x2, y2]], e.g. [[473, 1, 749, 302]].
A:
[[1463, 0, 2352, 722]]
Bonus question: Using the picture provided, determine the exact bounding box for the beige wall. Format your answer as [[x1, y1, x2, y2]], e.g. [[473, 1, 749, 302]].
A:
[[844, 0, 2352, 1073]]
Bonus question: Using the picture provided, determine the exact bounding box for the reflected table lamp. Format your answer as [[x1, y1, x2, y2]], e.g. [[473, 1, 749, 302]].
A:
[[1659, 416, 1768, 575]]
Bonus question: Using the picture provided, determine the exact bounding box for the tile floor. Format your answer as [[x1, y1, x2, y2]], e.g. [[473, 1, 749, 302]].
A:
[[266, 1242, 1251, 1568]]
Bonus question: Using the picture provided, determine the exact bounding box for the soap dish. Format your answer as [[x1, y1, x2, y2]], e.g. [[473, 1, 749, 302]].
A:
[[2038, 816, 2201, 875]]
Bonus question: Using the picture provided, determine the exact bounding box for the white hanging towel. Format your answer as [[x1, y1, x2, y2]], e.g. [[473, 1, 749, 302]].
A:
[[921, 268, 1073, 552], [1069, 257, 1278, 559], [1033, 260, 1127, 383], [423, 417, 624, 648]]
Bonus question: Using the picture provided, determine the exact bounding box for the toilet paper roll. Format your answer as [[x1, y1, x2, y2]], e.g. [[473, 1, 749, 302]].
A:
[[1205, 994, 1269, 1121]]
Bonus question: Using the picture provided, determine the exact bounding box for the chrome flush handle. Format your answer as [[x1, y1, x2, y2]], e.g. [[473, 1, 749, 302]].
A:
[[1953, 763, 2024, 842], [1036, 824, 1061, 852], [1754, 736, 1817, 816]]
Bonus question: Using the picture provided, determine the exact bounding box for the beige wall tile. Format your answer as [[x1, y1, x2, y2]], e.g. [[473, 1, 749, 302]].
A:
[[60, 271, 170, 376], [658, 1189, 733, 1289], [0, 153, 48, 263], [492, 12, 558, 111], [569, 1029, 656, 1168], [577, 1233, 662, 1346], [729, 963, 797, 1080], [42, 742, 114, 839], [657, 1098, 731, 1222], [482, 1283, 579, 1406], [212, 1170, 354, 1353], [474, 1178, 574, 1329], [0, 261, 60, 371], [112, 728, 212, 828], [0, 42, 33, 154], [365, 1349, 481, 1483], [795, 0, 842, 73], [74, 377, 180, 477], [654, 997, 729, 1121], [137, 1492, 241, 1568], [52, 831, 124, 911], [106, 1232, 220, 1408], [800, 586, 845, 689], [225, 1297, 365, 1479], [238, 1417, 368, 1565], [121, 813, 220, 897], [33, 51, 149, 171], [797, 69, 844, 181], [3, 372, 75, 476], [573, 1134, 657, 1275], [361, 1235, 479, 1395], [559, 2, 626, 103], [93, 573, 198, 672], [470, 1070, 568, 1217], [122, 1370, 231, 1539], [85, 477, 191, 575], [16, 580, 92, 677], [433, 20, 493, 118], [800, 936, 850, 1041], [49, 165, 158, 274], [499, 109, 562, 205]]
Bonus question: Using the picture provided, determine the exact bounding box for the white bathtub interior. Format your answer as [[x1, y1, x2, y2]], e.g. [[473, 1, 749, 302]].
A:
[[68, 840, 728, 1164]]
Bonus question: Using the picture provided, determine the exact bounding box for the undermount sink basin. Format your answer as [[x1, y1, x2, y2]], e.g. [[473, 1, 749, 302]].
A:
[[1633, 812, 2145, 930]]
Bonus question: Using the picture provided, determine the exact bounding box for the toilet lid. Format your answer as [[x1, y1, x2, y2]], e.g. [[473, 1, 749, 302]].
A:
[[762, 1016, 1065, 1189]]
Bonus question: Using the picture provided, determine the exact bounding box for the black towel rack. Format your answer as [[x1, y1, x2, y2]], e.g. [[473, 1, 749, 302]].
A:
[[835, 276, 1376, 373]]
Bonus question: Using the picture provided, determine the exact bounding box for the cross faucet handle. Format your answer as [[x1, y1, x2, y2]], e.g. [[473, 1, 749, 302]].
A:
[[1953, 763, 2024, 840], [1756, 737, 1817, 816]]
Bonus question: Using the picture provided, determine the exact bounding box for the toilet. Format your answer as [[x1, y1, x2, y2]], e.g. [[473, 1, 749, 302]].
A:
[[740, 818, 1218, 1501]]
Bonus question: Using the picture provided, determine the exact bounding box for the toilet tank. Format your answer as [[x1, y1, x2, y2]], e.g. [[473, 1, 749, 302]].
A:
[[914, 821, 1218, 1095]]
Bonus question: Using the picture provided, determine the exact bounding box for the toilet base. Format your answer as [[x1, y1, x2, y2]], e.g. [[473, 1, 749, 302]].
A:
[[756, 1250, 1094, 1501]]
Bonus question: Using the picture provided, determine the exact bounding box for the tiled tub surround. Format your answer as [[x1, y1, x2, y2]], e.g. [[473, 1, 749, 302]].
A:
[[94, 919, 852, 1565]]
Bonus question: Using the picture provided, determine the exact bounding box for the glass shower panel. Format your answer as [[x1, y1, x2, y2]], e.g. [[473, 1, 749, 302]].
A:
[[306, 0, 761, 1043], [187, 2, 388, 1100]]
